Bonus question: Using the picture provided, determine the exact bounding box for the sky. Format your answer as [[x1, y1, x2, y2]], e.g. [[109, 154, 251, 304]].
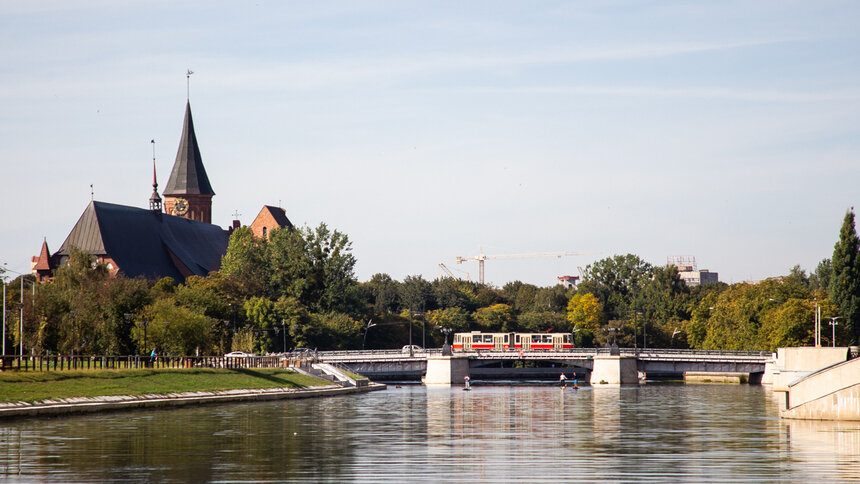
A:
[[1, 1, 859, 287]]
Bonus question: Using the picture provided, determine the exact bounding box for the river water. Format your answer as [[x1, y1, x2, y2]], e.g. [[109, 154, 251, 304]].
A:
[[1, 383, 859, 482]]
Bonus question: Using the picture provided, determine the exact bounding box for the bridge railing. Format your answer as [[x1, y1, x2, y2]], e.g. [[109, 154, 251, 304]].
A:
[[318, 348, 771, 361]]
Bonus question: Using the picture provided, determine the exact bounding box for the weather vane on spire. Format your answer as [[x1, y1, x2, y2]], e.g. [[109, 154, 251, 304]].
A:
[[186, 69, 194, 100]]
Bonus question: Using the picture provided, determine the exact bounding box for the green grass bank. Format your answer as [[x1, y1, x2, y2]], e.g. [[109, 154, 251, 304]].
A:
[[0, 368, 328, 404]]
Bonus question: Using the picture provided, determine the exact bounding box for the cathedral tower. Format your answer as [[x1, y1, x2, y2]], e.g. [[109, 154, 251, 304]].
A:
[[163, 101, 214, 223]]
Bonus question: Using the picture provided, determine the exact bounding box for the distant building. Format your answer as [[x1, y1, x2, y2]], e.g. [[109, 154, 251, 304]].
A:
[[250, 205, 293, 239], [557, 275, 580, 289], [668, 256, 718, 287]]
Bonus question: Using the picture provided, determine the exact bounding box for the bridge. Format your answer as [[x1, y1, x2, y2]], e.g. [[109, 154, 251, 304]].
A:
[[319, 348, 771, 383]]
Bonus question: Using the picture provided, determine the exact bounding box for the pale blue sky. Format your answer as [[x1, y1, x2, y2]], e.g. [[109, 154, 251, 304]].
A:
[[2, 1, 859, 286]]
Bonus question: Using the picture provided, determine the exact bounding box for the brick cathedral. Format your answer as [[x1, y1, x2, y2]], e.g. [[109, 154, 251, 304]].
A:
[[32, 100, 292, 283]]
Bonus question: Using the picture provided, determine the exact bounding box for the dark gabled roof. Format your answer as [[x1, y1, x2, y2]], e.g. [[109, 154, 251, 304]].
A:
[[163, 101, 214, 196], [262, 205, 293, 229], [56, 201, 228, 282]]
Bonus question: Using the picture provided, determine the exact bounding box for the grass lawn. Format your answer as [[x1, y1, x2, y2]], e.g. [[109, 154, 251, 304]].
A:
[[0, 368, 330, 404]]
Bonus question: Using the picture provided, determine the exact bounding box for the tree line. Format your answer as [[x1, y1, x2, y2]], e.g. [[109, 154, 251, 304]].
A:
[[3, 210, 860, 356]]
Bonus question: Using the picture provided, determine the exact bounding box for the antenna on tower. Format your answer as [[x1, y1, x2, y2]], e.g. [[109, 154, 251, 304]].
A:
[[90, 184, 94, 201], [186, 69, 194, 100]]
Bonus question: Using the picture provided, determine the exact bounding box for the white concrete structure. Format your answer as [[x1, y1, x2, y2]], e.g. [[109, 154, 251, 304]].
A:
[[422, 356, 470, 385], [780, 357, 860, 421], [589, 355, 639, 385], [771, 347, 850, 391]]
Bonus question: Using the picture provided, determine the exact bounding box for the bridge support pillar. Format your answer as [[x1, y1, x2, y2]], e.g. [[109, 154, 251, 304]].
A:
[[590, 355, 639, 385], [423, 356, 470, 386]]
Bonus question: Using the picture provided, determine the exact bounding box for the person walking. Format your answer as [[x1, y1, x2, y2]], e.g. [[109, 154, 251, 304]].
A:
[[559, 372, 567, 389]]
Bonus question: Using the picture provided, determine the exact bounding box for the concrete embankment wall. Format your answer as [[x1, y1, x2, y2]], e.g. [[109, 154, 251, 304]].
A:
[[780, 357, 860, 421], [0, 383, 386, 420], [772, 347, 849, 391]]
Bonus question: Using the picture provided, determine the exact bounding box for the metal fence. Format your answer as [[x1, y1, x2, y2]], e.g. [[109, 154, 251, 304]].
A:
[[0, 354, 306, 372]]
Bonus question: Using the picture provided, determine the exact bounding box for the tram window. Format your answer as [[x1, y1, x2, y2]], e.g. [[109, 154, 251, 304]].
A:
[[515, 335, 520, 343], [504, 335, 509, 343], [473, 335, 482, 343], [564, 334, 570, 342], [483, 335, 493, 343], [532, 335, 540, 343], [543, 335, 552, 343]]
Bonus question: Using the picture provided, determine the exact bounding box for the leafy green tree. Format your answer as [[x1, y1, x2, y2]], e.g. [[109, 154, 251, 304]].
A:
[[431, 277, 478, 311], [266, 227, 311, 302], [532, 285, 571, 312], [364, 273, 399, 313], [578, 254, 652, 320], [219, 227, 268, 298], [810, 258, 831, 293], [303, 223, 359, 314], [502, 281, 539, 312], [829, 209, 860, 343], [517, 311, 567, 333], [426, 307, 472, 333], [474, 304, 514, 332], [141, 298, 218, 355], [399, 275, 433, 313]]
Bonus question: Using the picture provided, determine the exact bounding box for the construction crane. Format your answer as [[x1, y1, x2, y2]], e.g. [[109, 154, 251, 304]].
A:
[[455, 248, 599, 284], [438, 263, 456, 279], [439, 263, 469, 281]]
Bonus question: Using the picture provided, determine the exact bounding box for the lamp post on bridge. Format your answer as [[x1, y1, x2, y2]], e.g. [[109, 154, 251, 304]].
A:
[[829, 317, 840, 347], [362, 319, 376, 350]]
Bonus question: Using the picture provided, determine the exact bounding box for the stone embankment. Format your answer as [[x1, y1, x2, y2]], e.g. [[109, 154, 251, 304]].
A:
[[0, 383, 385, 419]]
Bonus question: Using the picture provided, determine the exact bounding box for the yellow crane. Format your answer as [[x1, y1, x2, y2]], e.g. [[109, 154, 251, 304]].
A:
[[455, 247, 599, 284]]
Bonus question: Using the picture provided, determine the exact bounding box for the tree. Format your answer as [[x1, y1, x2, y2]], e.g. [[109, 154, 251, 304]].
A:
[[303, 223, 359, 314], [266, 226, 311, 302], [566, 293, 604, 332], [427, 307, 472, 333], [810, 258, 831, 293], [399, 275, 433, 313], [830, 209, 860, 343], [474, 304, 514, 332], [518, 311, 567, 333], [577, 254, 652, 320], [364, 273, 399, 314], [219, 227, 268, 298]]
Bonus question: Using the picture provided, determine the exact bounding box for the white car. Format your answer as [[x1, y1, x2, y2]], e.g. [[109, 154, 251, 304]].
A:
[[225, 351, 253, 357], [401, 345, 423, 354]]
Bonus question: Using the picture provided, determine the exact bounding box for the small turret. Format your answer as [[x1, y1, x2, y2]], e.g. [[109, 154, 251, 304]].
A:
[[149, 140, 162, 212]]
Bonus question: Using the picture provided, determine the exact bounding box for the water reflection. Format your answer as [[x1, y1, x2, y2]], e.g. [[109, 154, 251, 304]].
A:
[[1, 384, 859, 482]]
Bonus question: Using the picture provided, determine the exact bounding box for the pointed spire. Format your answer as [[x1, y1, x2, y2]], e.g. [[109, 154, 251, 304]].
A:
[[33, 238, 52, 271], [163, 101, 214, 196], [150, 139, 162, 212]]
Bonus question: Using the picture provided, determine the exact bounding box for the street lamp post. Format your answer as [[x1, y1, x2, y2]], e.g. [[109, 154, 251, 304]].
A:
[[2, 273, 6, 355], [642, 314, 647, 350], [362, 319, 376, 350], [139, 317, 149, 355], [634, 311, 642, 352], [829, 317, 840, 347], [2, 265, 35, 358]]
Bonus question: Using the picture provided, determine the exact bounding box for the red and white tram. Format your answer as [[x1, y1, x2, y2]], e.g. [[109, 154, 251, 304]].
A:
[[452, 331, 573, 351]]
